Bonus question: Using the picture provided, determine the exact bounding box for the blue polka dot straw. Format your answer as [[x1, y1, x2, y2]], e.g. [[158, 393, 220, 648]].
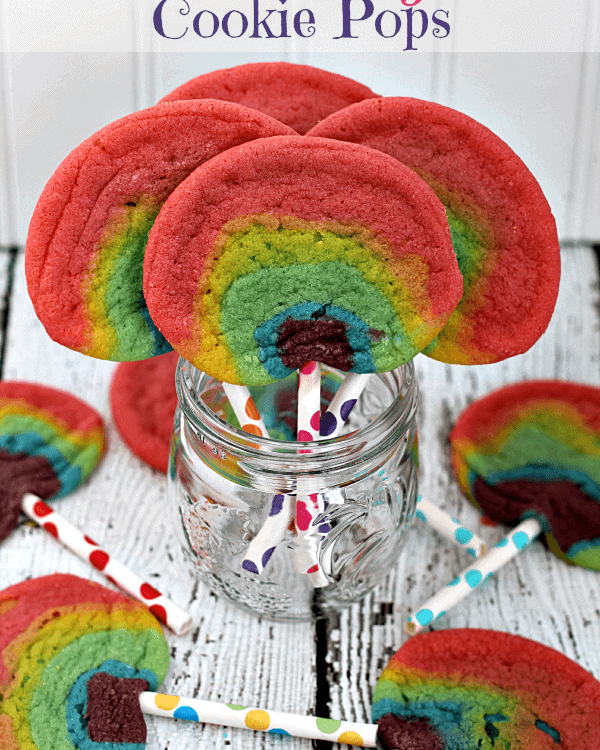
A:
[[415, 495, 487, 558], [405, 517, 542, 635]]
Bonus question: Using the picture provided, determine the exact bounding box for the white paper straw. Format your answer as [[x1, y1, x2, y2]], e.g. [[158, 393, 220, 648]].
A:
[[405, 517, 542, 635], [294, 362, 330, 587], [222, 382, 269, 437], [21, 493, 193, 635], [319, 372, 371, 438], [415, 496, 487, 558], [241, 493, 294, 575], [297, 361, 322, 441], [140, 691, 378, 747], [221, 383, 296, 576]]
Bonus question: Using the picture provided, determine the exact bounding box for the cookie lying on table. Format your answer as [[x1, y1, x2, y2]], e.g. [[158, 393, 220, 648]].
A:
[[0, 381, 106, 544], [450, 379, 600, 571], [25, 100, 293, 362], [143, 135, 463, 385], [372, 628, 600, 749], [0, 573, 170, 749], [157, 61, 378, 134], [110, 351, 180, 473], [309, 97, 561, 365]]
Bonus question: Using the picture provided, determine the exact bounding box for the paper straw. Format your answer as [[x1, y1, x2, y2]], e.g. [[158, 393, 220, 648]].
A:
[[415, 496, 487, 558], [294, 362, 330, 587], [21, 493, 193, 636], [220, 384, 296, 576], [297, 361, 322, 441], [319, 372, 371, 438], [319, 373, 485, 568], [140, 691, 378, 747], [405, 517, 542, 635], [222, 382, 269, 437], [241, 493, 294, 575]]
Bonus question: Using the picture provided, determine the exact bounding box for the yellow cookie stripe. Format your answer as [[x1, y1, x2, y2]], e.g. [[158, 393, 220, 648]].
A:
[[182, 216, 435, 381]]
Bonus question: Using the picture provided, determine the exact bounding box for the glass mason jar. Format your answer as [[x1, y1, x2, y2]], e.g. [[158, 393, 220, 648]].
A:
[[168, 359, 418, 621]]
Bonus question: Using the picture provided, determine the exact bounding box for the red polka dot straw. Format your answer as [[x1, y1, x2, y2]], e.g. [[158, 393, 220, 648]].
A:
[[21, 494, 192, 635]]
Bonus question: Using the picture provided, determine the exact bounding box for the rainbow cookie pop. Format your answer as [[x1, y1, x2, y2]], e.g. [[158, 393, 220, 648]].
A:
[[143, 135, 464, 386], [0, 380, 106, 543], [308, 97, 561, 365], [157, 61, 378, 134], [372, 628, 600, 749], [450, 379, 600, 571], [0, 573, 170, 749], [25, 100, 294, 361]]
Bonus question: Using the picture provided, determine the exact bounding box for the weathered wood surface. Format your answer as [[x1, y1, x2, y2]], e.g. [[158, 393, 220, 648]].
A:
[[1, 246, 600, 749]]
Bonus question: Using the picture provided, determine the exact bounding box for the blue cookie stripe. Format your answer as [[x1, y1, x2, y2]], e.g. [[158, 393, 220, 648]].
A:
[[0, 432, 83, 498], [139, 302, 173, 357], [254, 302, 376, 380], [372, 697, 465, 747]]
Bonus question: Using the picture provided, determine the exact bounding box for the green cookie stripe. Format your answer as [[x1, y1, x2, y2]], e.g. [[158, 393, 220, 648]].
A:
[[85, 200, 163, 360], [445, 211, 487, 294], [27, 628, 168, 750], [196, 222, 437, 383], [221, 261, 410, 384], [567, 540, 600, 571], [463, 423, 600, 485], [202, 222, 424, 317]]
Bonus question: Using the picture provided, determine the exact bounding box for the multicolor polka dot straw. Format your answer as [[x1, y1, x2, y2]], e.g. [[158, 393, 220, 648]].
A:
[[295, 361, 330, 587], [319, 372, 370, 438], [140, 691, 378, 746], [221, 382, 296, 576]]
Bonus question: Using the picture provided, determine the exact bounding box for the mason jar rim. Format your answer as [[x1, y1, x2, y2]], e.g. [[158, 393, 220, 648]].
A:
[[175, 358, 417, 480]]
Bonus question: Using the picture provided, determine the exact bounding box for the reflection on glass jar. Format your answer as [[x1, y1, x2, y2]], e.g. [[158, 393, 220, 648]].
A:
[[169, 360, 418, 621]]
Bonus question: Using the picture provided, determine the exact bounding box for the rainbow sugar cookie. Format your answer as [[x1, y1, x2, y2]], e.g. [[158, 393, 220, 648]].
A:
[[450, 379, 600, 571], [0, 381, 106, 543], [143, 135, 463, 386], [373, 628, 600, 749], [110, 351, 180, 473], [25, 100, 294, 362], [157, 61, 378, 135], [0, 573, 170, 749], [308, 97, 561, 365]]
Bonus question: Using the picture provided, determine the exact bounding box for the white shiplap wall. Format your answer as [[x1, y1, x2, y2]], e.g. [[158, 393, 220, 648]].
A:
[[1, 0, 599, 246]]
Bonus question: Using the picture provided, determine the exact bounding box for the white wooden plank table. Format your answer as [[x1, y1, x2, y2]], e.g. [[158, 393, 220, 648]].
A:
[[1, 245, 600, 749]]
